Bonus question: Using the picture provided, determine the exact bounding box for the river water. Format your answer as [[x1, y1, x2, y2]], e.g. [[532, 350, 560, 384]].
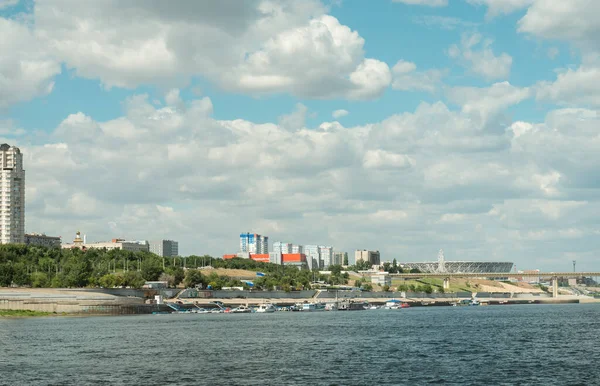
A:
[[1, 304, 599, 385]]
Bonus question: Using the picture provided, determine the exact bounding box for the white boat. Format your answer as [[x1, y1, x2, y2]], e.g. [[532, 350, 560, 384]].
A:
[[255, 304, 277, 313], [231, 306, 252, 313], [301, 303, 326, 312]]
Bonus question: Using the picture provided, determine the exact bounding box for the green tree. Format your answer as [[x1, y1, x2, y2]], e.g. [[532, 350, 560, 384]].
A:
[[140, 254, 163, 281], [382, 262, 391, 272], [343, 254, 349, 266], [98, 274, 117, 288], [184, 270, 205, 288], [166, 267, 185, 286], [0, 263, 14, 286], [30, 272, 49, 288], [382, 284, 391, 292], [123, 271, 145, 289]]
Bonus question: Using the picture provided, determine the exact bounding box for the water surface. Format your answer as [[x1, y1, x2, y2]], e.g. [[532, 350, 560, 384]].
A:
[[1, 304, 599, 385]]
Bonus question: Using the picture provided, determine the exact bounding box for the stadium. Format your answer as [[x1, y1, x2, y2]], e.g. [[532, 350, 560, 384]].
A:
[[400, 250, 513, 274]]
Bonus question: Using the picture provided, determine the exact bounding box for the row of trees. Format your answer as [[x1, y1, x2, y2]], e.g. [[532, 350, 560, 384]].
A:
[[0, 244, 423, 291], [0, 244, 351, 290]]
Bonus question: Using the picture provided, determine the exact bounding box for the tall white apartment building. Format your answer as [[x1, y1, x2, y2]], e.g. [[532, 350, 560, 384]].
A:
[[304, 245, 320, 270], [319, 246, 334, 269], [291, 244, 303, 254], [149, 240, 178, 257], [273, 241, 292, 254], [0, 144, 25, 244], [240, 233, 269, 254]]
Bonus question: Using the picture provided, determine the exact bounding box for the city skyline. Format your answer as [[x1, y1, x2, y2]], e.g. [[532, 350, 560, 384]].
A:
[[1, 1, 599, 271]]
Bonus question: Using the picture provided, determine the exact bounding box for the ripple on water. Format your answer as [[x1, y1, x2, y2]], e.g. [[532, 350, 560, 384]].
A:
[[1, 304, 600, 385]]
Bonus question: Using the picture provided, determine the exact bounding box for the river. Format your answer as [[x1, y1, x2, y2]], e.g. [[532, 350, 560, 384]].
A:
[[1, 303, 599, 385]]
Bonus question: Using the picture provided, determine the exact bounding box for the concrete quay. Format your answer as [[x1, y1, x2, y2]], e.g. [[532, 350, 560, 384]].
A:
[[0, 288, 156, 315]]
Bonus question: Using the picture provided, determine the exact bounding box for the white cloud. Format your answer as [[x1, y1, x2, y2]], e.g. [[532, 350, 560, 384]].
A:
[[466, 0, 533, 19], [332, 109, 349, 119], [536, 65, 600, 106], [392, 60, 445, 93], [393, 0, 448, 7], [33, 1, 390, 100], [363, 149, 415, 169], [18, 92, 600, 269], [0, 18, 61, 108], [448, 33, 512, 81], [413, 15, 479, 30], [518, 0, 600, 52], [447, 82, 532, 126], [0, 0, 19, 9]]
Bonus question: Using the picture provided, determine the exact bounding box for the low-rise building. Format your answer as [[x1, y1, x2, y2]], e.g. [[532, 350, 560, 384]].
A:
[[62, 232, 149, 252], [371, 272, 391, 286], [24, 233, 61, 248]]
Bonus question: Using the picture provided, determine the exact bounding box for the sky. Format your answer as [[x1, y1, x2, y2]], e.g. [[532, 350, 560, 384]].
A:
[[1, 0, 600, 271]]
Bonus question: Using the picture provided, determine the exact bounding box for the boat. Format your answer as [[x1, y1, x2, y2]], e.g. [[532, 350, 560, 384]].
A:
[[367, 305, 378, 310], [231, 306, 252, 313], [469, 299, 480, 306], [256, 303, 277, 313], [301, 303, 326, 312]]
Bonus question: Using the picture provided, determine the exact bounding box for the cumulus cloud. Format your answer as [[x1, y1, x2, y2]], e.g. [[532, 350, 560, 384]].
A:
[[32, 0, 390, 100], [392, 60, 445, 93], [536, 65, 600, 106], [518, 0, 600, 52], [17, 91, 600, 268], [447, 82, 532, 126], [466, 0, 533, 19], [448, 33, 512, 81], [332, 109, 349, 119], [0, 18, 61, 108], [0, 0, 19, 9]]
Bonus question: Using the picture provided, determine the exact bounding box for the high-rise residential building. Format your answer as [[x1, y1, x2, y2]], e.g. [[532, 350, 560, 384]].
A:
[[333, 251, 347, 266], [304, 245, 320, 270], [0, 144, 25, 244], [319, 246, 333, 269], [273, 241, 292, 254], [291, 244, 303, 254], [240, 233, 268, 254], [355, 250, 381, 266], [149, 240, 179, 257]]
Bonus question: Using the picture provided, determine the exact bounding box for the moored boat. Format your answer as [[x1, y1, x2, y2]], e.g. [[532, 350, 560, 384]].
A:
[[301, 303, 326, 312], [256, 303, 277, 313]]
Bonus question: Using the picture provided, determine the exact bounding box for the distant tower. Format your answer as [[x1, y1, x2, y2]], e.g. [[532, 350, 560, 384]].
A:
[[0, 144, 25, 244], [437, 249, 446, 273], [573, 260, 576, 273], [74, 231, 83, 246]]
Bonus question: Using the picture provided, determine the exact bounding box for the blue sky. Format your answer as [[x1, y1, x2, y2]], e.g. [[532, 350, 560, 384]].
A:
[[1, 0, 600, 270]]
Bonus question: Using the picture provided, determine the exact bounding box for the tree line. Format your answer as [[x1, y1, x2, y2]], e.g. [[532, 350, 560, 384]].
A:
[[0, 244, 419, 291]]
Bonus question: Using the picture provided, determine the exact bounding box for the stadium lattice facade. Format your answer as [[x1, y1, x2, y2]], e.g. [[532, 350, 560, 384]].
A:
[[401, 250, 513, 274]]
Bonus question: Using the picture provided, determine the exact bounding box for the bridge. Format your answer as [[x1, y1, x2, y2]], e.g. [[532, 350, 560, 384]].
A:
[[388, 272, 600, 298]]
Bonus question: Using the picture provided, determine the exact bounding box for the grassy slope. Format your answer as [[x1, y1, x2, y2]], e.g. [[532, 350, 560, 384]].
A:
[[0, 310, 54, 317]]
